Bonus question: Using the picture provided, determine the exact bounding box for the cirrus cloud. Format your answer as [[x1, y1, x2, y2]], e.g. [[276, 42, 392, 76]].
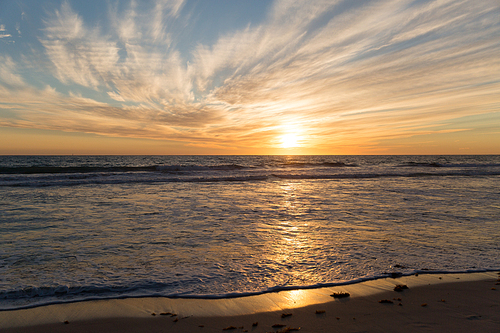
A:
[[1, 0, 499, 153]]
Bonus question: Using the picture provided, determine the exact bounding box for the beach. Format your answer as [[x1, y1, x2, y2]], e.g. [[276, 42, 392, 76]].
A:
[[1, 271, 499, 332]]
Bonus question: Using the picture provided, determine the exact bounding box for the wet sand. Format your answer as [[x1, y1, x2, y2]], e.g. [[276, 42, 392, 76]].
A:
[[1, 271, 499, 333]]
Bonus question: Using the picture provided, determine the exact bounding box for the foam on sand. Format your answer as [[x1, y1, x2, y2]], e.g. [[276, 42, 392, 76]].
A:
[[1, 271, 499, 332]]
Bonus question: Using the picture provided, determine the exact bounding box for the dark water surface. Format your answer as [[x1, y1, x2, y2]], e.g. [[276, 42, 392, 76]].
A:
[[1, 155, 499, 310]]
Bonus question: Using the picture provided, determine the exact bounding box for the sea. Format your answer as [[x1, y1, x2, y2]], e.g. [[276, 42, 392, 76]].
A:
[[1, 155, 499, 310]]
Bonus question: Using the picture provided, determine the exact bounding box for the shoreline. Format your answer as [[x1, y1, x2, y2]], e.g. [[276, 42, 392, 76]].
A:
[[1, 271, 499, 332], [5, 268, 499, 312]]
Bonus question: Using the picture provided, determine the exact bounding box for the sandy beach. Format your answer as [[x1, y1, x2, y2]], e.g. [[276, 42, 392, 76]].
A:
[[1, 271, 498, 333]]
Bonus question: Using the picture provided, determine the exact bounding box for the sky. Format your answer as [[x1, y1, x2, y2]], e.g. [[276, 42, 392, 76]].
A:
[[0, 0, 499, 155]]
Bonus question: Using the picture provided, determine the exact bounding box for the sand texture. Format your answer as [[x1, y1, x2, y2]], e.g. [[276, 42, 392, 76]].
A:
[[1, 272, 499, 333]]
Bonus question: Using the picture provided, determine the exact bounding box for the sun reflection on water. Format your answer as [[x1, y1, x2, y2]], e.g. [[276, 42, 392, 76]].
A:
[[260, 181, 321, 286]]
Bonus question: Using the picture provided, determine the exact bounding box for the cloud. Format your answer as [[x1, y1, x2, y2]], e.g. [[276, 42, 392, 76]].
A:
[[0, 56, 25, 87], [0, 24, 12, 38], [40, 1, 118, 88], [40, 0, 193, 104], [201, 0, 500, 146], [2, 0, 500, 152]]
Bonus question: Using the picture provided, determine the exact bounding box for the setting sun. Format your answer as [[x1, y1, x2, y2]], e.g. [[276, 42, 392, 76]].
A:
[[281, 134, 299, 149]]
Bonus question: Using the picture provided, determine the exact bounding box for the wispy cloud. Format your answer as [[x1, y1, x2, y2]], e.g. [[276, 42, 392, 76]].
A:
[[0, 24, 12, 38], [1, 0, 499, 152], [0, 56, 25, 87], [199, 0, 500, 147]]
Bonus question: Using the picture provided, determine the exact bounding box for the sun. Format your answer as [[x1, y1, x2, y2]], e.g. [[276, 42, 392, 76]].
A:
[[280, 133, 299, 148]]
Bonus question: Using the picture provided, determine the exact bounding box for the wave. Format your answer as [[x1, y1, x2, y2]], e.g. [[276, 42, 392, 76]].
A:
[[280, 162, 358, 168], [1, 268, 497, 311], [156, 164, 248, 172], [399, 162, 500, 168], [0, 162, 358, 175], [400, 162, 442, 167], [2, 158, 499, 177], [1, 169, 499, 187], [0, 165, 158, 174], [0, 164, 249, 175], [1, 156, 499, 187]]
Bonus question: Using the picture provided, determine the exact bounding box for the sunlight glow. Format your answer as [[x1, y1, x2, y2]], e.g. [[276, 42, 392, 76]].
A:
[[281, 134, 299, 149]]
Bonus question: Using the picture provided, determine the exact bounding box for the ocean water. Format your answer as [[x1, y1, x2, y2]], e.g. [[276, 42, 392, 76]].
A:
[[1, 155, 499, 310]]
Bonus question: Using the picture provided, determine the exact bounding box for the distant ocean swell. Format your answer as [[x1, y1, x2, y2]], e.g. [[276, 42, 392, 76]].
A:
[[2, 172, 500, 187], [2, 161, 500, 174], [1, 161, 499, 187], [0, 162, 352, 175]]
